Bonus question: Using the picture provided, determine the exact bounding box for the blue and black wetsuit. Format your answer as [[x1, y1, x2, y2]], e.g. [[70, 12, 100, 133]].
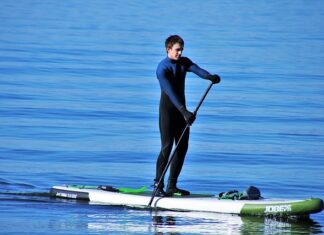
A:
[[155, 56, 211, 188]]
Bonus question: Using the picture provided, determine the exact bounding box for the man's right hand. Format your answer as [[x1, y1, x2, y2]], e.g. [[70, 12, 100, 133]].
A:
[[179, 106, 196, 126]]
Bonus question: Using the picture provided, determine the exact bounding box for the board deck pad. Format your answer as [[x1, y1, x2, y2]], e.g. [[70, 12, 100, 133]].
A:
[[65, 185, 215, 197], [50, 185, 324, 218]]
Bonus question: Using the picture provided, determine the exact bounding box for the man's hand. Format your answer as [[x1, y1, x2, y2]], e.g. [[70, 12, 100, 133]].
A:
[[207, 74, 221, 84], [179, 106, 196, 126]]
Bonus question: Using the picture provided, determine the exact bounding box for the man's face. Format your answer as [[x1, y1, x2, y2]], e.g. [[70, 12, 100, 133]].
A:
[[167, 43, 183, 60]]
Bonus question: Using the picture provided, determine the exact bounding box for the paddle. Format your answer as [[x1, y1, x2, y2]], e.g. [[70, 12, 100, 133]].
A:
[[148, 82, 214, 207]]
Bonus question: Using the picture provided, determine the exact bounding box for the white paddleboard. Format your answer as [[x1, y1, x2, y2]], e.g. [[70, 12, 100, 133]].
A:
[[50, 185, 323, 218]]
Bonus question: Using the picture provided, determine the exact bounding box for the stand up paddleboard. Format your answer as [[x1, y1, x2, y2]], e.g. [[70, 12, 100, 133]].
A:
[[50, 185, 323, 218]]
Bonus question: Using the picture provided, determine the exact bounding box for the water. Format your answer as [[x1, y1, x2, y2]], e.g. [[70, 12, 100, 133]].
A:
[[1, 0, 324, 234]]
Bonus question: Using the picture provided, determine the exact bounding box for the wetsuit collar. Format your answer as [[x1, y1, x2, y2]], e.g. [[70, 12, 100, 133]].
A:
[[166, 56, 178, 64]]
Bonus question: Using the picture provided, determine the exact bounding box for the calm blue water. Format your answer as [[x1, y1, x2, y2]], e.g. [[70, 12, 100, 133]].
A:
[[1, 0, 324, 234]]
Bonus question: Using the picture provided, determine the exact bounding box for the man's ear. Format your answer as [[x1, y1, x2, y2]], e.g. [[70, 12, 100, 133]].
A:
[[166, 46, 171, 54]]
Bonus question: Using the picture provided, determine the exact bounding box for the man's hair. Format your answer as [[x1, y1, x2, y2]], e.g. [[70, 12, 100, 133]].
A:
[[165, 35, 184, 49]]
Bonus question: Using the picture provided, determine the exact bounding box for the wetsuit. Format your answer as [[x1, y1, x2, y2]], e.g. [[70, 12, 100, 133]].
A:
[[155, 56, 211, 189]]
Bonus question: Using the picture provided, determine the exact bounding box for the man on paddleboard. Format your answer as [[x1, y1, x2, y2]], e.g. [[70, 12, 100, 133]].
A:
[[154, 35, 221, 196]]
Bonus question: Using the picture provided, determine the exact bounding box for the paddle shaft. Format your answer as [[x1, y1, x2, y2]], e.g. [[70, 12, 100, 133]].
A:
[[148, 82, 214, 207]]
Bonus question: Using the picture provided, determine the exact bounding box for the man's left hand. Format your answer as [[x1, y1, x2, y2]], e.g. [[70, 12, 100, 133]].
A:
[[207, 74, 221, 84]]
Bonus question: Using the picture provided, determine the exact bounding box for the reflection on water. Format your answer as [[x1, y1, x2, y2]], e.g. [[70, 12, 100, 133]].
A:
[[86, 210, 242, 234], [240, 216, 323, 235], [150, 211, 242, 234], [84, 208, 323, 234]]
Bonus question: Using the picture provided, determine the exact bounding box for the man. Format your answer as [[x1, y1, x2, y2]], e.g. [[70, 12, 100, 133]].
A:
[[154, 35, 221, 196]]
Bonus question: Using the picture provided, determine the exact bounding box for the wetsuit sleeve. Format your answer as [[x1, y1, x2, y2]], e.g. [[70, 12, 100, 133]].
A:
[[185, 57, 211, 79], [188, 63, 211, 79], [156, 65, 183, 109]]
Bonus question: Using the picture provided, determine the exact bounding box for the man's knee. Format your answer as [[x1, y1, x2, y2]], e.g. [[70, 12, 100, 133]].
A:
[[161, 141, 173, 157]]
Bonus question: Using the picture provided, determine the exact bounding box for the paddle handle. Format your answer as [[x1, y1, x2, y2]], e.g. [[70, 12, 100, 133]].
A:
[[148, 82, 214, 207]]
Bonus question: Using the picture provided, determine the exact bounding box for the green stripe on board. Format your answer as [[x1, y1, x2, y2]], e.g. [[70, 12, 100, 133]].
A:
[[68, 185, 147, 194], [240, 198, 323, 216], [69, 185, 98, 189], [118, 186, 147, 194]]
